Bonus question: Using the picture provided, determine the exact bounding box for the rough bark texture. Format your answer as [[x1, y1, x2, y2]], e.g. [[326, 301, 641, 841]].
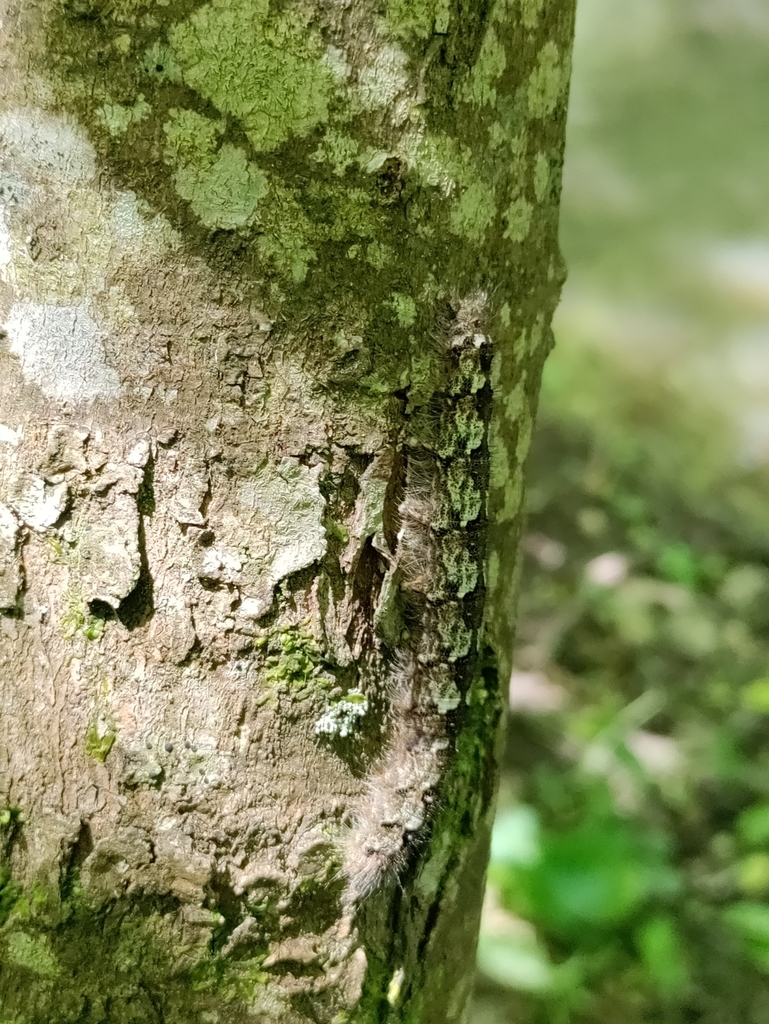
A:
[[0, 0, 575, 1020]]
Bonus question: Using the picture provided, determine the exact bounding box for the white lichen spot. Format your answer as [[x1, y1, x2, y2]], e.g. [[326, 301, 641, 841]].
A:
[[0, 110, 97, 183], [0, 424, 21, 446], [387, 967, 405, 1007], [322, 45, 350, 81], [238, 596, 268, 620], [5, 302, 121, 401], [314, 689, 368, 738], [405, 131, 461, 195], [199, 545, 243, 582], [109, 190, 180, 250], [357, 43, 410, 110], [429, 674, 461, 714], [0, 110, 179, 312], [238, 458, 327, 603], [9, 475, 68, 532]]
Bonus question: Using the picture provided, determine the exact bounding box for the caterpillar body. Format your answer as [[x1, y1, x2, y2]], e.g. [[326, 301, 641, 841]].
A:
[[342, 296, 493, 906]]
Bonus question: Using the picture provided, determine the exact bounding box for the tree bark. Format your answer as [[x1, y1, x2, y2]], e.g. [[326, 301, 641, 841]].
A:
[[0, 0, 574, 1020]]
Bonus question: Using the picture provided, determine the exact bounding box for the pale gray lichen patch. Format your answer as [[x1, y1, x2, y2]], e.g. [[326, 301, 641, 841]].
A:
[[322, 44, 350, 82], [77, 500, 141, 608], [237, 457, 327, 612], [4, 302, 122, 401], [0, 502, 21, 610], [428, 671, 461, 714], [7, 474, 68, 532], [0, 109, 97, 184], [356, 42, 410, 111], [109, 190, 172, 243], [1, 109, 179, 319], [0, 203, 11, 275]]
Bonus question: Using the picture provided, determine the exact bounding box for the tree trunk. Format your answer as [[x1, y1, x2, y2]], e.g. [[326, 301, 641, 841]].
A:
[[0, 0, 575, 1020]]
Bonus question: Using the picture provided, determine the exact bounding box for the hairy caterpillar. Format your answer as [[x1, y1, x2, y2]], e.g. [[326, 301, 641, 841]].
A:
[[341, 295, 493, 906]]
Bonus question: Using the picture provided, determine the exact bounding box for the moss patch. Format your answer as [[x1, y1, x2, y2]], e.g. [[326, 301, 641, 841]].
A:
[[263, 624, 328, 694], [384, 0, 452, 42], [6, 932, 60, 978], [85, 720, 116, 763]]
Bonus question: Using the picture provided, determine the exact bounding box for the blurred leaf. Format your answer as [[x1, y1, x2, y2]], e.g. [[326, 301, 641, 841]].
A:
[[724, 902, 769, 945], [741, 679, 769, 714], [707, 728, 743, 784], [528, 820, 658, 933], [635, 915, 689, 996], [656, 542, 701, 590], [719, 565, 769, 611], [490, 807, 540, 869], [737, 803, 769, 847], [476, 932, 553, 993], [665, 608, 719, 660], [737, 854, 769, 896], [724, 902, 769, 973]]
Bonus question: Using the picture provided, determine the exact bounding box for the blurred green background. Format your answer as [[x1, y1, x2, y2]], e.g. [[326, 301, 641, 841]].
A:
[[473, 1, 769, 1020]]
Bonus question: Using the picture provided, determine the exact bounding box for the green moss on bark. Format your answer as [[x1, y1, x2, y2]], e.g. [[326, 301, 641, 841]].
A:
[[0, 878, 272, 1022], [41, 0, 567, 394]]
